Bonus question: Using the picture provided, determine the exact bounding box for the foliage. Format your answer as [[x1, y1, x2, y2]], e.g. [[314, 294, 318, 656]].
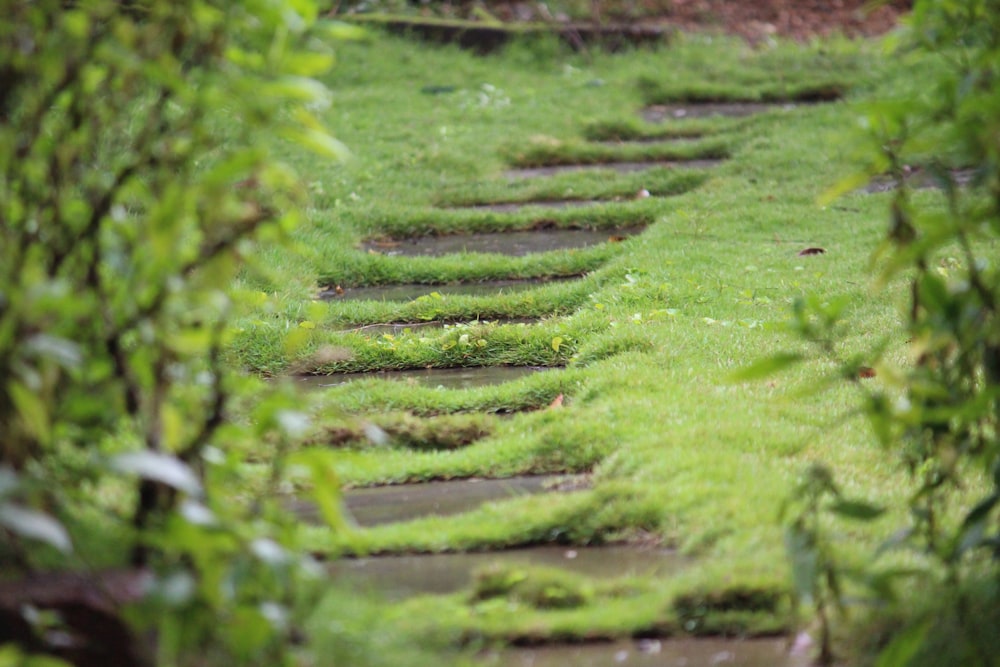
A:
[[0, 0, 356, 663], [779, 464, 884, 665], [759, 0, 1000, 663]]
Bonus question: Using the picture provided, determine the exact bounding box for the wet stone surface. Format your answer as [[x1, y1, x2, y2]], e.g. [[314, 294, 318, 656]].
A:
[[296, 365, 552, 390], [451, 199, 606, 214], [320, 277, 575, 301], [361, 227, 644, 257], [863, 167, 976, 193], [483, 638, 810, 667], [330, 545, 683, 599], [504, 159, 723, 179], [594, 135, 704, 146], [641, 102, 802, 122], [338, 318, 536, 337], [293, 475, 589, 527]]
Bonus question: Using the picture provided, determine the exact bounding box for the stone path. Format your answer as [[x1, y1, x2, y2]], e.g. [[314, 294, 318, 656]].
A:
[[309, 91, 843, 657]]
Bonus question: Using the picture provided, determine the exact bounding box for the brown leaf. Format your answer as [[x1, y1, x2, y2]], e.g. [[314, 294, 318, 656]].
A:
[[798, 247, 826, 256], [858, 366, 876, 379], [548, 394, 564, 409]]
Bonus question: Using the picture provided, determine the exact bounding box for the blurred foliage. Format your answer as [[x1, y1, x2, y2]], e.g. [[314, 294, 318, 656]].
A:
[[753, 0, 1000, 664], [0, 1, 363, 664]]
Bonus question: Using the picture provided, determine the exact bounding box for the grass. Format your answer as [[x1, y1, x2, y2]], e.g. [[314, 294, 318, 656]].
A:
[[229, 31, 992, 653]]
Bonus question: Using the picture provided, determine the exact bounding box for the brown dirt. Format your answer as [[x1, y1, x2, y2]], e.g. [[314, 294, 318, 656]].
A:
[[652, 0, 912, 42], [358, 0, 914, 43]]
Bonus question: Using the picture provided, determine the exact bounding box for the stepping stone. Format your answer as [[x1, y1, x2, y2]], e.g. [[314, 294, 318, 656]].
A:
[[505, 159, 723, 179], [451, 199, 604, 213], [489, 638, 811, 667], [291, 475, 589, 527], [296, 365, 552, 390], [361, 227, 643, 257], [641, 102, 801, 122], [863, 167, 976, 193], [593, 135, 704, 146], [329, 545, 683, 600], [338, 318, 536, 337], [320, 277, 575, 301]]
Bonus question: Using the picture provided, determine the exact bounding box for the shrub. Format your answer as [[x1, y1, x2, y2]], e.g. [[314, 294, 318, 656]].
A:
[[0, 1, 356, 663]]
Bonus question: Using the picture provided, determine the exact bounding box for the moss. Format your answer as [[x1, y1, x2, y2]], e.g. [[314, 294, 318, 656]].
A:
[[313, 411, 495, 451], [470, 564, 593, 609]]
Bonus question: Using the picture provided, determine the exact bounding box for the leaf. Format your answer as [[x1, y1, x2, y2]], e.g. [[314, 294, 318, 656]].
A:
[[0, 503, 72, 552], [730, 353, 804, 381], [279, 127, 350, 161], [818, 171, 873, 205], [875, 618, 931, 667], [276, 410, 311, 438], [250, 538, 289, 566], [875, 526, 916, 557], [315, 20, 369, 42], [829, 499, 885, 521], [784, 524, 818, 603], [8, 381, 51, 444], [797, 247, 826, 256], [0, 467, 20, 497], [109, 451, 202, 496], [960, 493, 999, 529], [551, 336, 564, 352], [24, 334, 82, 369], [179, 499, 216, 527], [954, 493, 999, 557], [289, 449, 352, 533], [280, 52, 335, 78], [263, 76, 332, 104]]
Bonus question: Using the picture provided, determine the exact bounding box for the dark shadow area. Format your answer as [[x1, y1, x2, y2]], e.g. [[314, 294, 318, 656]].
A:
[[296, 365, 553, 389], [361, 227, 644, 257]]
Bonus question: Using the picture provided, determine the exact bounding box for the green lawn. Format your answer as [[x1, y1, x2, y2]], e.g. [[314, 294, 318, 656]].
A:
[[232, 31, 978, 658]]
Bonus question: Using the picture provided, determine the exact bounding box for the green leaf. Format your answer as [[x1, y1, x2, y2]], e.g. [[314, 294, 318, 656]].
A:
[[784, 524, 819, 602], [315, 20, 369, 41], [279, 127, 350, 160], [730, 353, 804, 381], [281, 53, 336, 77], [110, 451, 202, 496], [954, 493, 999, 557], [263, 76, 332, 104], [875, 618, 931, 667], [8, 381, 51, 444], [0, 467, 20, 497], [289, 449, 352, 533], [829, 499, 886, 521], [818, 170, 874, 206], [551, 336, 564, 352], [0, 503, 72, 553], [222, 606, 272, 659], [875, 527, 916, 557]]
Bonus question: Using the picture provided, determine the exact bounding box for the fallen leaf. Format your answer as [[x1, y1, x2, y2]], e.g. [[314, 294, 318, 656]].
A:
[[548, 394, 564, 409], [858, 366, 877, 379], [798, 247, 826, 256]]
